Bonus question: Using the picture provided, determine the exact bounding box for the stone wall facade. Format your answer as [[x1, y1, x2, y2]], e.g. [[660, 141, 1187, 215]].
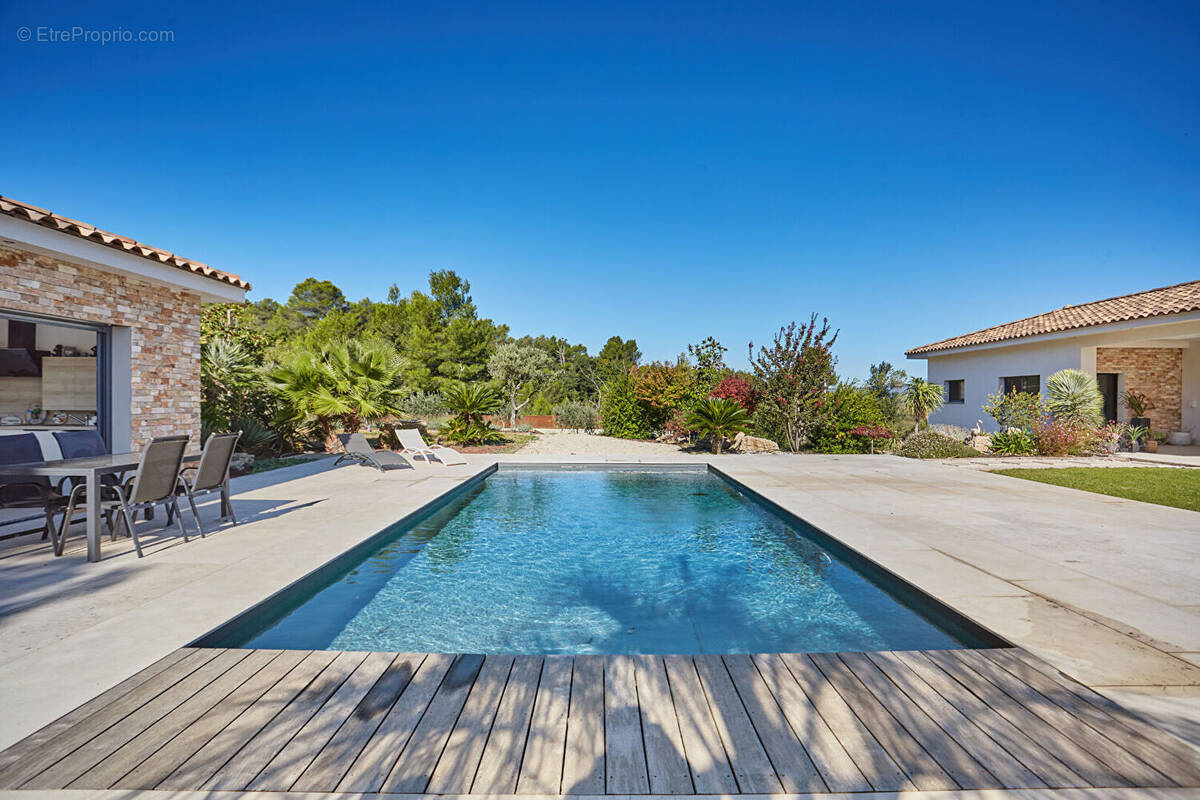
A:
[[1096, 346, 1183, 432], [0, 244, 202, 449]]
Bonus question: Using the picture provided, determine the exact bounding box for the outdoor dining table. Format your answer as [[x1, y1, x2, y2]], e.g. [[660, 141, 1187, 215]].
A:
[[0, 451, 214, 562]]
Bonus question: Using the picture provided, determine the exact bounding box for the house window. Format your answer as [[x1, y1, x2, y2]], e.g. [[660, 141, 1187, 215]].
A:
[[1002, 375, 1040, 395], [945, 380, 964, 403]]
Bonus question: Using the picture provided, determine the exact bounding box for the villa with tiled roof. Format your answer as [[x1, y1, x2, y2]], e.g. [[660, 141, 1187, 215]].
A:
[[907, 280, 1200, 436]]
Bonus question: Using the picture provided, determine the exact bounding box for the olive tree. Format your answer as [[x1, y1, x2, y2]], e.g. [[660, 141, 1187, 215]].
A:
[[488, 342, 557, 428]]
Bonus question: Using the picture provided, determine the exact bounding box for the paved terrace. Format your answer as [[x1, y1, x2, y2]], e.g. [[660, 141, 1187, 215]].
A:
[[0, 452, 1197, 797]]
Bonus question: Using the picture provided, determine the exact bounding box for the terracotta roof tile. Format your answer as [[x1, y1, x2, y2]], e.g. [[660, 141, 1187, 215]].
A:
[[0, 194, 249, 290], [907, 280, 1200, 356]]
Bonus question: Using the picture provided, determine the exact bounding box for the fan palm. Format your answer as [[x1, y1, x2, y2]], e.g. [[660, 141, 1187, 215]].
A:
[[440, 382, 504, 445], [901, 377, 945, 433], [686, 397, 750, 454], [1046, 369, 1103, 425], [267, 340, 404, 451]]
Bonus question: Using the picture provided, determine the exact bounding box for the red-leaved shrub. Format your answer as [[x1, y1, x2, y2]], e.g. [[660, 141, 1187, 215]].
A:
[[711, 375, 759, 413]]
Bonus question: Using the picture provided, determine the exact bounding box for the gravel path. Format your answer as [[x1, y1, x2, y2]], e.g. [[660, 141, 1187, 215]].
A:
[[516, 431, 691, 457]]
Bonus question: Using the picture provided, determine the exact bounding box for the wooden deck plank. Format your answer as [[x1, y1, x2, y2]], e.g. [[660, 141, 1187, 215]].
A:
[[382, 653, 486, 793], [864, 651, 1045, 789], [808, 652, 956, 791], [922, 650, 1130, 788], [838, 652, 998, 789], [516, 655, 573, 795], [158, 650, 338, 790], [292, 652, 425, 793], [602, 654, 649, 794], [949, 649, 1172, 788], [335, 651, 455, 793], [248, 651, 394, 791], [426, 655, 514, 794], [752, 653, 871, 792], [0, 648, 193, 777], [0, 648, 221, 790], [891, 650, 1088, 788], [1006, 647, 1200, 770], [723, 653, 826, 793], [472, 655, 544, 794], [987, 649, 1200, 786], [561, 654, 605, 795], [693, 653, 782, 793], [24, 649, 248, 790], [72, 649, 283, 789], [632, 654, 693, 794], [203, 650, 367, 790], [4, 645, 1188, 796], [114, 650, 312, 791], [777, 652, 911, 792], [664, 655, 737, 794]]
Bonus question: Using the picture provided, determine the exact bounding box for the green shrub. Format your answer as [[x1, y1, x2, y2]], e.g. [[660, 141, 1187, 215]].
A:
[[897, 431, 979, 459], [983, 388, 1046, 431], [517, 422, 533, 433], [439, 417, 505, 445], [401, 391, 446, 420], [555, 400, 600, 433], [990, 428, 1037, 455], [601, 373, 652, 439], [807, 383, 887, 453]]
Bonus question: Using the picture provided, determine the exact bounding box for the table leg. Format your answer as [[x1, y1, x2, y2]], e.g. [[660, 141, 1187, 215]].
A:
[[86, 470, 100, 562]]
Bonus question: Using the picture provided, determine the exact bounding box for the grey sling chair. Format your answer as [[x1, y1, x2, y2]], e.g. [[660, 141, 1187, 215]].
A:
[[169, 431, 240, 537], [336, 432, 412, 472], [58, 435, 191, 558]]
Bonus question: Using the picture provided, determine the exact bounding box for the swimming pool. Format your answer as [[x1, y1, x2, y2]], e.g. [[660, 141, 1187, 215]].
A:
[[204, 466, 1000, 654]]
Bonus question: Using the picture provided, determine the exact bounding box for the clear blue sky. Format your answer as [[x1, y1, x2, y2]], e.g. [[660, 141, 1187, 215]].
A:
[[4, 1, 1198, 379]]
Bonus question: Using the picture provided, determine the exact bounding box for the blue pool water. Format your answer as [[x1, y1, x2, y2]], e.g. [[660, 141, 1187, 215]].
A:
[[231, 468, 988, 654]]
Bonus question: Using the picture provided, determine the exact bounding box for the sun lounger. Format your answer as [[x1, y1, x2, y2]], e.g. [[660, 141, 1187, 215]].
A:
[[337, 433, 413, 472], [394, 428, 467, 466]]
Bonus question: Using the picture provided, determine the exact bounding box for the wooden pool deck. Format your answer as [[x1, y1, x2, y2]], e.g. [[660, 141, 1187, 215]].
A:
[[0, 647, 1197, 795]]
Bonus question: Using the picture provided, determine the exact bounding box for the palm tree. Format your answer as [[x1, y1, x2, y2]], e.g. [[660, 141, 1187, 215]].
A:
[[686, 397, 750, 454], [901, 377, 945, 434], [1046, 369, 1103, 425], [268, 340, 404, 451], [440, 382, 503, 444]]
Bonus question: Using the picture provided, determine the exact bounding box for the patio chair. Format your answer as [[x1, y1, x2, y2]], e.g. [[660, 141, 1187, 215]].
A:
[[170, 431, 240, 537], [0, 433, 66, 545], [338, 433, 412, 472], [394, 428, 467, 466], [59, 435, 191, 558]]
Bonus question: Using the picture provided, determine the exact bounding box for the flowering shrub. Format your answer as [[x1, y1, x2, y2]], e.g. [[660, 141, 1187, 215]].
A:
[[748, 315, 839, 451], [807, 382, 886, 453], [633, 361, 696, 433], [711, 375, 759, 413]]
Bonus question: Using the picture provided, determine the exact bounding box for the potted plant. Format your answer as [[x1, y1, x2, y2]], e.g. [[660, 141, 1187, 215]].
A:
[[1122, 390, 1153, 431], [1145, 430, 1160, 453], [1125, 424, 1148, 452]]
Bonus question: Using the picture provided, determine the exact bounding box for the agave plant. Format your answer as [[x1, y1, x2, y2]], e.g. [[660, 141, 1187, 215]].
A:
[[1045, 369, 1103, 426], [267, 340, 404, 451], [901, 377, 945, 433], [686, 397, 750, 454]]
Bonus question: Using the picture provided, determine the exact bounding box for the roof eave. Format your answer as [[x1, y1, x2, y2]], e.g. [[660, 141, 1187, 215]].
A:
[[0, 215, 248, 303]]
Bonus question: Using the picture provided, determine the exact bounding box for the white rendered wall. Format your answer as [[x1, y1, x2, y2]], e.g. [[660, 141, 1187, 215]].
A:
[[921, 341, 1085, 430]]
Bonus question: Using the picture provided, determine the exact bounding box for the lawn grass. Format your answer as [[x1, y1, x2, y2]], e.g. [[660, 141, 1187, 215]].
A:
[[993, 467, 1200, 512]]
